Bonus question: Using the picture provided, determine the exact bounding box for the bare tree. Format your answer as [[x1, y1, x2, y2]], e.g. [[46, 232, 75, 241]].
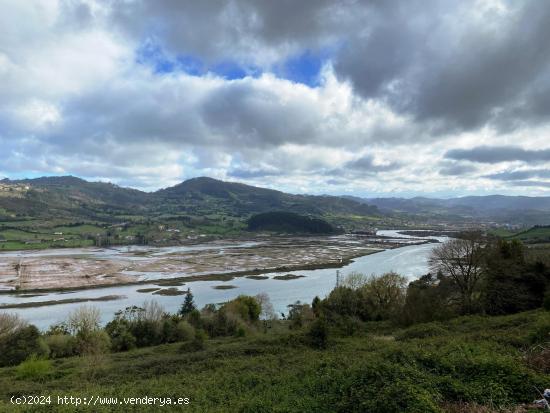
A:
[[67, 305, 101, 336], [342, 271, 369, 290], [0, 313, 26, 342], [141, 300, 165, 323], [429, 233, 484, 314], [255, 293, 277, 320]]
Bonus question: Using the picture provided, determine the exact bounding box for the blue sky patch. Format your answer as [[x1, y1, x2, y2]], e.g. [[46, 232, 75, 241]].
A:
[[273, 50, 331, 87]]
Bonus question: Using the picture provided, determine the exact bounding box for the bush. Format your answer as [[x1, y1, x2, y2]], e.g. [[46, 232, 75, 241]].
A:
[[173, 321, 195, 342], [180, 329, 207, 352], [76, 330, 111, 356], [223, 295, 261, 323], [186, 309, 202, 329], [287, 301, 315, 329], [105, 319, 137, 352], [235, 324, 247, 337], [543, 290, 550, 311], [396, 322, 448, 341], [0, 324, 47, 367], [334, 360, 441, 413], [45, 334, 77, 358], [528, 318, 550, 344], [307, 318, 330, 349], [16, 355, 53, 381]]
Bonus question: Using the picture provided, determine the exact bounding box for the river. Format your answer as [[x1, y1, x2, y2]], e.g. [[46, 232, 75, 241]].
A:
[[0, 230, 446, 329]]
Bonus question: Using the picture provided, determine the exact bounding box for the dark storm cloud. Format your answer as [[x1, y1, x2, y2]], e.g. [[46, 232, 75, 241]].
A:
[[108, 0, 550, 135], [445, 146, 550, 164], [109, 0, 353, 64], [333, 1, 550, 132]]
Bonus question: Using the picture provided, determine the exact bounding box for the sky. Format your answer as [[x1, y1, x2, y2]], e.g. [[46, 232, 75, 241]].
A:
[[1, 0, 550, 197]]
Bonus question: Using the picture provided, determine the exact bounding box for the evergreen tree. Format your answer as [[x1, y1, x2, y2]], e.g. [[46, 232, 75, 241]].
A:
[[179, 290, 196, 317]]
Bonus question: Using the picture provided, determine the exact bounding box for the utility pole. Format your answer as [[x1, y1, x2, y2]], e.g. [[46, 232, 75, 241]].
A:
[[336, 270, 340, 288]]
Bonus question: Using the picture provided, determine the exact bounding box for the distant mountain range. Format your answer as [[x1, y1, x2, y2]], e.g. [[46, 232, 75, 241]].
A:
[[1, 176, 549, 227], [0, 176, 378, 223], [347, 195, 550, 226]]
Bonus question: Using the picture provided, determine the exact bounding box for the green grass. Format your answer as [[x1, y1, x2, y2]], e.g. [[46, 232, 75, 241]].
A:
[[512, 226, 550, 243], [0, 310, 548, 412]]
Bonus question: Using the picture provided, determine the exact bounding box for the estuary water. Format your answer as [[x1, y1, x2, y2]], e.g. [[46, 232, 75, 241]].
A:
[[0, 230, 446, 329]]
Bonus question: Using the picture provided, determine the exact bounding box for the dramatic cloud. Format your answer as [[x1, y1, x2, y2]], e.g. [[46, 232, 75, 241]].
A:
[[1, 0, 550, 195]]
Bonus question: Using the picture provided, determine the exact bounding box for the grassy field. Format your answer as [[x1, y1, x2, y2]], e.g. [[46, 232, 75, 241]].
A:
[[0, 310, 548, 412]]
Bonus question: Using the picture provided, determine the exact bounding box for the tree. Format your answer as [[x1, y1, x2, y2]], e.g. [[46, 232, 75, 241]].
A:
[[255, 293, 277, 320], [400, 273, 457, 325], [482, 239, 550, 315], [307, 318, 330, 349], [311, 296, 322, 317], [361, 272, 407, 320], [429, 233, 485, 314], [0, 313, 26, 342], [179, 290, 197, 317], [0, 323, 47, 367], [67, 305, 101, 336], [342, 272, 369, 290]]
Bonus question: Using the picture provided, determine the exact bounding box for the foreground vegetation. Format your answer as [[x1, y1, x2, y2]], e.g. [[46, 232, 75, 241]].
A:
[[0, 309, 548, 412]]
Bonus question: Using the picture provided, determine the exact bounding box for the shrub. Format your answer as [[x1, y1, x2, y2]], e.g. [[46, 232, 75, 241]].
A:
[[223, 295, 261, 323], [16, 355, 53, 381], [287, 301, 315, 329], [180, 329, 207, 352], [400, 273, 457, 325], [307, 318, 330, 349], [105, 319, 136, 352], [186, 309, 202, 329], [77, 330, 111, 356], [45, 334, 77, 358], [543, 290, 550, 311], [174, 321, 195, 342], [235, 324, 247, 337], [334, 360, 441, 413], [131, 320, 163, 347], [396, 322, 448, 341], [528, 318, 550, 344], [0, 324, 47, 367]]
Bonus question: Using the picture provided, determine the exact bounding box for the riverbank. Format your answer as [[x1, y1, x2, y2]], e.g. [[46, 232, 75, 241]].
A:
[[0, 237, 443, 329], [0, 234, 426, 293]]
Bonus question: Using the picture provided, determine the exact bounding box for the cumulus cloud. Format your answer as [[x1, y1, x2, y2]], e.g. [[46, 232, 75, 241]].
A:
[[1, 0, 550, 196]]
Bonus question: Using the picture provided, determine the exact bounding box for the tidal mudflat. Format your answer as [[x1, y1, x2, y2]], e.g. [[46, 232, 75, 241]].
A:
[[0, 231, 443, 328], [0, 234, 415, 292]]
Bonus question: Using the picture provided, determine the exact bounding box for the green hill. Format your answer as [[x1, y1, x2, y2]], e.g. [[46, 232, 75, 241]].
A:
[[0, 176, 379, 249]]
